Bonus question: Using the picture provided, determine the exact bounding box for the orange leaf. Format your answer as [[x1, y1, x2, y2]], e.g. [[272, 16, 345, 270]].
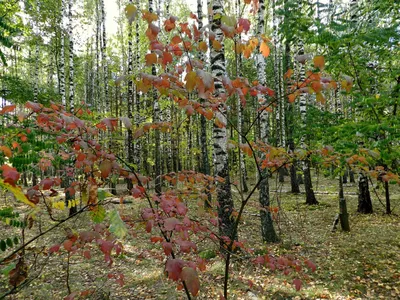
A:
[[311, 81, 323, 93], [99, 160, 112, 178], [212, 40, 222, 51], [198, 41, 208, 52], [162, 52, 173, 65], [243, 46, 252, 59], [142, 10, 158, 23], [145, 53, 157, 66], [171, 35, 182, 45], [313, 55, 325, 70], [204, 109, 213, 120], [288, 93, 297, 103], [0, 146, 12, 158], [0, 105, 16, 115], [284, 69, 293, 79], [260, 42, 270, 57]]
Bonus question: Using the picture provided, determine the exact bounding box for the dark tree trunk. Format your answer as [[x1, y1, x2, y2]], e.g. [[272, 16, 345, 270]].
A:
[[342, 167, 348, 184], [278, 168, 285, 183], [385, 180, 391, 214], [304, 158, 318, 205], [357, 173, 373, 213], [339, 176, 350, 231], [349, 169, 355, 183], [259, 171, 279, 243]]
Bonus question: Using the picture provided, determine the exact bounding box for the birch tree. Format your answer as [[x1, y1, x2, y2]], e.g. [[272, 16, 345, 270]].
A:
[[257, 0, 279, 243], [210, 0, 236, 240]]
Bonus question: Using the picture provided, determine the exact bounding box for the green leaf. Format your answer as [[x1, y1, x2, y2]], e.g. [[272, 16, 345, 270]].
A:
[[6, 238, 13, 247], [0, 240, 6, 251], [90, 206, 106, 223], [108, 209, 128, 239], [1, 263, 16, 276]]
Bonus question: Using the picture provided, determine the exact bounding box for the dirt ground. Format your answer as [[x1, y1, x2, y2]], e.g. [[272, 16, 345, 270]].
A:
[[1, 174, 399, 299]]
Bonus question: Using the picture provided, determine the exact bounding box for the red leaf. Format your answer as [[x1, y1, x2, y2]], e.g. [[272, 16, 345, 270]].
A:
[[293, 278, 302, 291], [145, 220, 153, 233], [83, 250, 91, 259], [63, 240, 73, 252], [162, 242, 173, 256], [131, 185, 145, 198], [164, 217, 181, 231], [40, 178, 54, 190], [150, 236, 163, 243], [177, 240, 197, 253], [238, 18, 251, 33], [180, 267, 200, 296], [76, 153, 86, 162], [64, 292, 78, 300], [0, 104, 16, 115], [49, 244, 61, 254], [197, 258, 206, 271], [163, 52, 173, 66], [1, 165, 20, 186], [165, 258, 184, 281], [305, 259, 316, 272], [25, 101, 41, 112]]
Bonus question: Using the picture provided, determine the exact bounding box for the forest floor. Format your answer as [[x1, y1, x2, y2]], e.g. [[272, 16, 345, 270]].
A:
[[1, 174, 400, 300]]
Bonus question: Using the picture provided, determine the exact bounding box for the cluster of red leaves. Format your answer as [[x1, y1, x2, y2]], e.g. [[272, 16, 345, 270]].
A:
[[49, 224, 123, 267]]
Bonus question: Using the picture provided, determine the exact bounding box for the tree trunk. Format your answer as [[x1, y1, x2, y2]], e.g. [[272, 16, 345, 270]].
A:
[[298, 39, 318, 205], [339, 175, 350, 231], [210, 0, 236, 242], [67, 0, 76, 215], [357, 173, 373, 214], [257, 0, 279, 243], [126, 0, 134, 191], [196, 0, 211, 207], [149, 0, 161, 195]]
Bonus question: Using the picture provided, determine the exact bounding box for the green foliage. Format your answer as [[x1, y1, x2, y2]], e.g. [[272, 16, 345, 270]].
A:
[[1, 75, 59, 105], [0, 237, 19, 252], [0, 207, 25, 228], [108, 209, 128, 239], [90, 206, 106, 223]]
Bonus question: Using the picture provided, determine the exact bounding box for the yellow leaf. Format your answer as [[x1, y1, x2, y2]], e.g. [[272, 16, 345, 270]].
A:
[[316, 92, 326, 104], [185, 71, 197, 92], [125, 4, 138, 23], [0, 179, 35, 207], [313, 55, 325, 70], [260, 42, 270, 57]]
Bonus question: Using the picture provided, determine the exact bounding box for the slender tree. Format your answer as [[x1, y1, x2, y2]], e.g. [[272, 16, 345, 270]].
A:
[[297, 38, 318, 205], [257, 0, 279, 243], [197, 0, 212, 207], [210, 0, 236, 241]]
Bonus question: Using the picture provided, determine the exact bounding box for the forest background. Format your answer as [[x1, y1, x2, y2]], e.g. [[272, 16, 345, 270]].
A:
[[0, 0, 399, 299]]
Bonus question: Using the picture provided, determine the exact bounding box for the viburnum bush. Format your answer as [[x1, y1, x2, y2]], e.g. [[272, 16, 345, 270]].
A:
[[4, 2, 397, 299]]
